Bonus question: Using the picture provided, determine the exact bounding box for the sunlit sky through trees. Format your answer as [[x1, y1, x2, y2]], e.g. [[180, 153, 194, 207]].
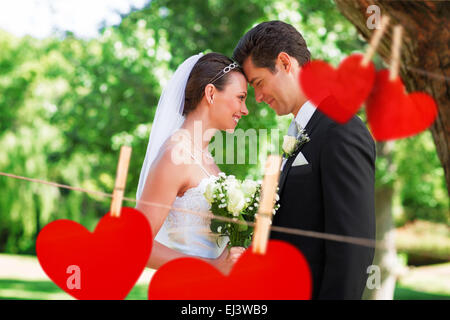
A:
[[0, 0, 149, 39]]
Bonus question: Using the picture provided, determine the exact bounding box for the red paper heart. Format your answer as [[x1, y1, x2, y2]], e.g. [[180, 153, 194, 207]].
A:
[[299, 54, 375, 123], [36, 207, 152, 300], [366, 70, 438, 141], [148, 240, 311, 300]]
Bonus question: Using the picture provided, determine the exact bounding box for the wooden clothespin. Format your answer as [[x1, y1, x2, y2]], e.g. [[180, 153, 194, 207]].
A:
[[252, 155, 282, 255], [110, 146, 132, 218], [361, 15, 390, 67], [389, 25, 403, 81]]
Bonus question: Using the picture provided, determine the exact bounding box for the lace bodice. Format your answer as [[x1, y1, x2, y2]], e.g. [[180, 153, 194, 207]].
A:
[[154, 160, 228, 259]]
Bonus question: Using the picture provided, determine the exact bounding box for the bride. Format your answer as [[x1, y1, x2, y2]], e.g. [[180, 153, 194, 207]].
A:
[[136, 52, 249, 275]]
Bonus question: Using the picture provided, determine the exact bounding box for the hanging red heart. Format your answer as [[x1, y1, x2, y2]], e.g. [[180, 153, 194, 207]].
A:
[[366, 70, 438, 141], [148, 240, 311, 300], [299, 54, 375, 123], [36, 207, 152, 300]]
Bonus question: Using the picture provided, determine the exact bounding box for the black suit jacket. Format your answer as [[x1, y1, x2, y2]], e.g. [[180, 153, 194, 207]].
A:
[[271, 97, 376, 300]]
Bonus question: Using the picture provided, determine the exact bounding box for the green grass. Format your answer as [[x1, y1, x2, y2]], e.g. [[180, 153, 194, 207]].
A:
[[0, 279, 149, 300], [0, 278, 449, 300], [396, 220, 450, 265], [394, 284, 450, 300]]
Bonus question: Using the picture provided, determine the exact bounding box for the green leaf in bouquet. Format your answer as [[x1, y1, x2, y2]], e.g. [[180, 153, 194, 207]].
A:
[[237, 214, 248, 232], [211, 202, 227, 217], [210, 218, 226, 234], [241, 227, 253, 239]]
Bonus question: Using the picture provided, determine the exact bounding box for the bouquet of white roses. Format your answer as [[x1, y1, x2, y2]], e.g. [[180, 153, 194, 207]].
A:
[[204, 172, 280, 248]]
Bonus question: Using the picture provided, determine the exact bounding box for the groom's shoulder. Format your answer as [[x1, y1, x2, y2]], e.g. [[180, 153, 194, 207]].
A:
[[313, 96, 372, 141], [327, 113, 370, 135], [319, 112, 375, 149]]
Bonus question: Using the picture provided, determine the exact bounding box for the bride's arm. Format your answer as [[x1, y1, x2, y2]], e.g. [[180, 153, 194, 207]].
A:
[[136, 147, 221, 270]]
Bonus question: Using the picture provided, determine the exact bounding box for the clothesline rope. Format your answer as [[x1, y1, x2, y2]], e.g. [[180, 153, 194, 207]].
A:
[[405, 65, 450, 82], [0, 171, 383, 249]]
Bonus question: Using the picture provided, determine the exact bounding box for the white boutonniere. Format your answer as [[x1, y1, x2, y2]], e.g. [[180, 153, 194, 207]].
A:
[[282, 129, 310, 158]]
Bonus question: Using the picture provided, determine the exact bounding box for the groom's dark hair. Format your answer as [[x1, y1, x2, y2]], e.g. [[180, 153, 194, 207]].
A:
[[233, 21, 311, 73]]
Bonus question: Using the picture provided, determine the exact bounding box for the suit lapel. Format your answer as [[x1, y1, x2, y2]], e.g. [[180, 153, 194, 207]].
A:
[[278, 142, 306, 195], [277, 108, 325, 196]]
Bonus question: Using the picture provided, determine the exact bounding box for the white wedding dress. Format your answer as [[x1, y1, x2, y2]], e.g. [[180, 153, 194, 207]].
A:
[[154, 150, 229, 259]]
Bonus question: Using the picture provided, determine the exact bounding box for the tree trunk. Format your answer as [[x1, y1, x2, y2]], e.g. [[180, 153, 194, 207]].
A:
[[363, 142, 399, 299], [363, 184, 397, 299], [334, 0, 450, 195]]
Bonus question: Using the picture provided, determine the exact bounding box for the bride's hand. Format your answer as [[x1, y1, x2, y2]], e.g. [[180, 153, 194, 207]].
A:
[[212, 246, 246, 275]]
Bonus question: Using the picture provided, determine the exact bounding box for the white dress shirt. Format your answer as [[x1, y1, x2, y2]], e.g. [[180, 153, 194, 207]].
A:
[[287, 100, 317, 137]]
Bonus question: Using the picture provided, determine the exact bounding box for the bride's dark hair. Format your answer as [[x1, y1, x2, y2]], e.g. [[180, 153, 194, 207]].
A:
[[183, 52, 244, 116]]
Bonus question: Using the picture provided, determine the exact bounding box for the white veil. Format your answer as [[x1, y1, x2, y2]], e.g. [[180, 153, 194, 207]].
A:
[[136, 53, 204, 200]]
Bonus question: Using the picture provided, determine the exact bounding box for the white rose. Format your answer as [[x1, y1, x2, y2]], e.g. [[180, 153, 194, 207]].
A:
[[226, 187, 246, 215], [225, 174, 237, 184], [225, 175, 240, 190], [282, 135, 298, 155], [204, 182, 218, 204], [241, 179, 258, 198]]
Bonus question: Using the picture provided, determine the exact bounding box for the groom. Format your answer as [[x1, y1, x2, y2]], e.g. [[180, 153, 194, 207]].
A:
[[233, 21, 376, 300]]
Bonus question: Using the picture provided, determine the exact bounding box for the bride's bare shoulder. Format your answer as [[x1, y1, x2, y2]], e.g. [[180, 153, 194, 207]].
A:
[[151, 138, 192, 177], [162, 133, 192, 162], [140, 144, 190, 201]]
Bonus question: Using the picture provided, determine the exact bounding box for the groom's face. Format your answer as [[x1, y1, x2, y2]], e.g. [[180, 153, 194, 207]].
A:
[[242, 56, 299, 116]]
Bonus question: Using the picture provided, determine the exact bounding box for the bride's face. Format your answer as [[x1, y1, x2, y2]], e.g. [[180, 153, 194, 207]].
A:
[[210, 72, 249, 133]]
